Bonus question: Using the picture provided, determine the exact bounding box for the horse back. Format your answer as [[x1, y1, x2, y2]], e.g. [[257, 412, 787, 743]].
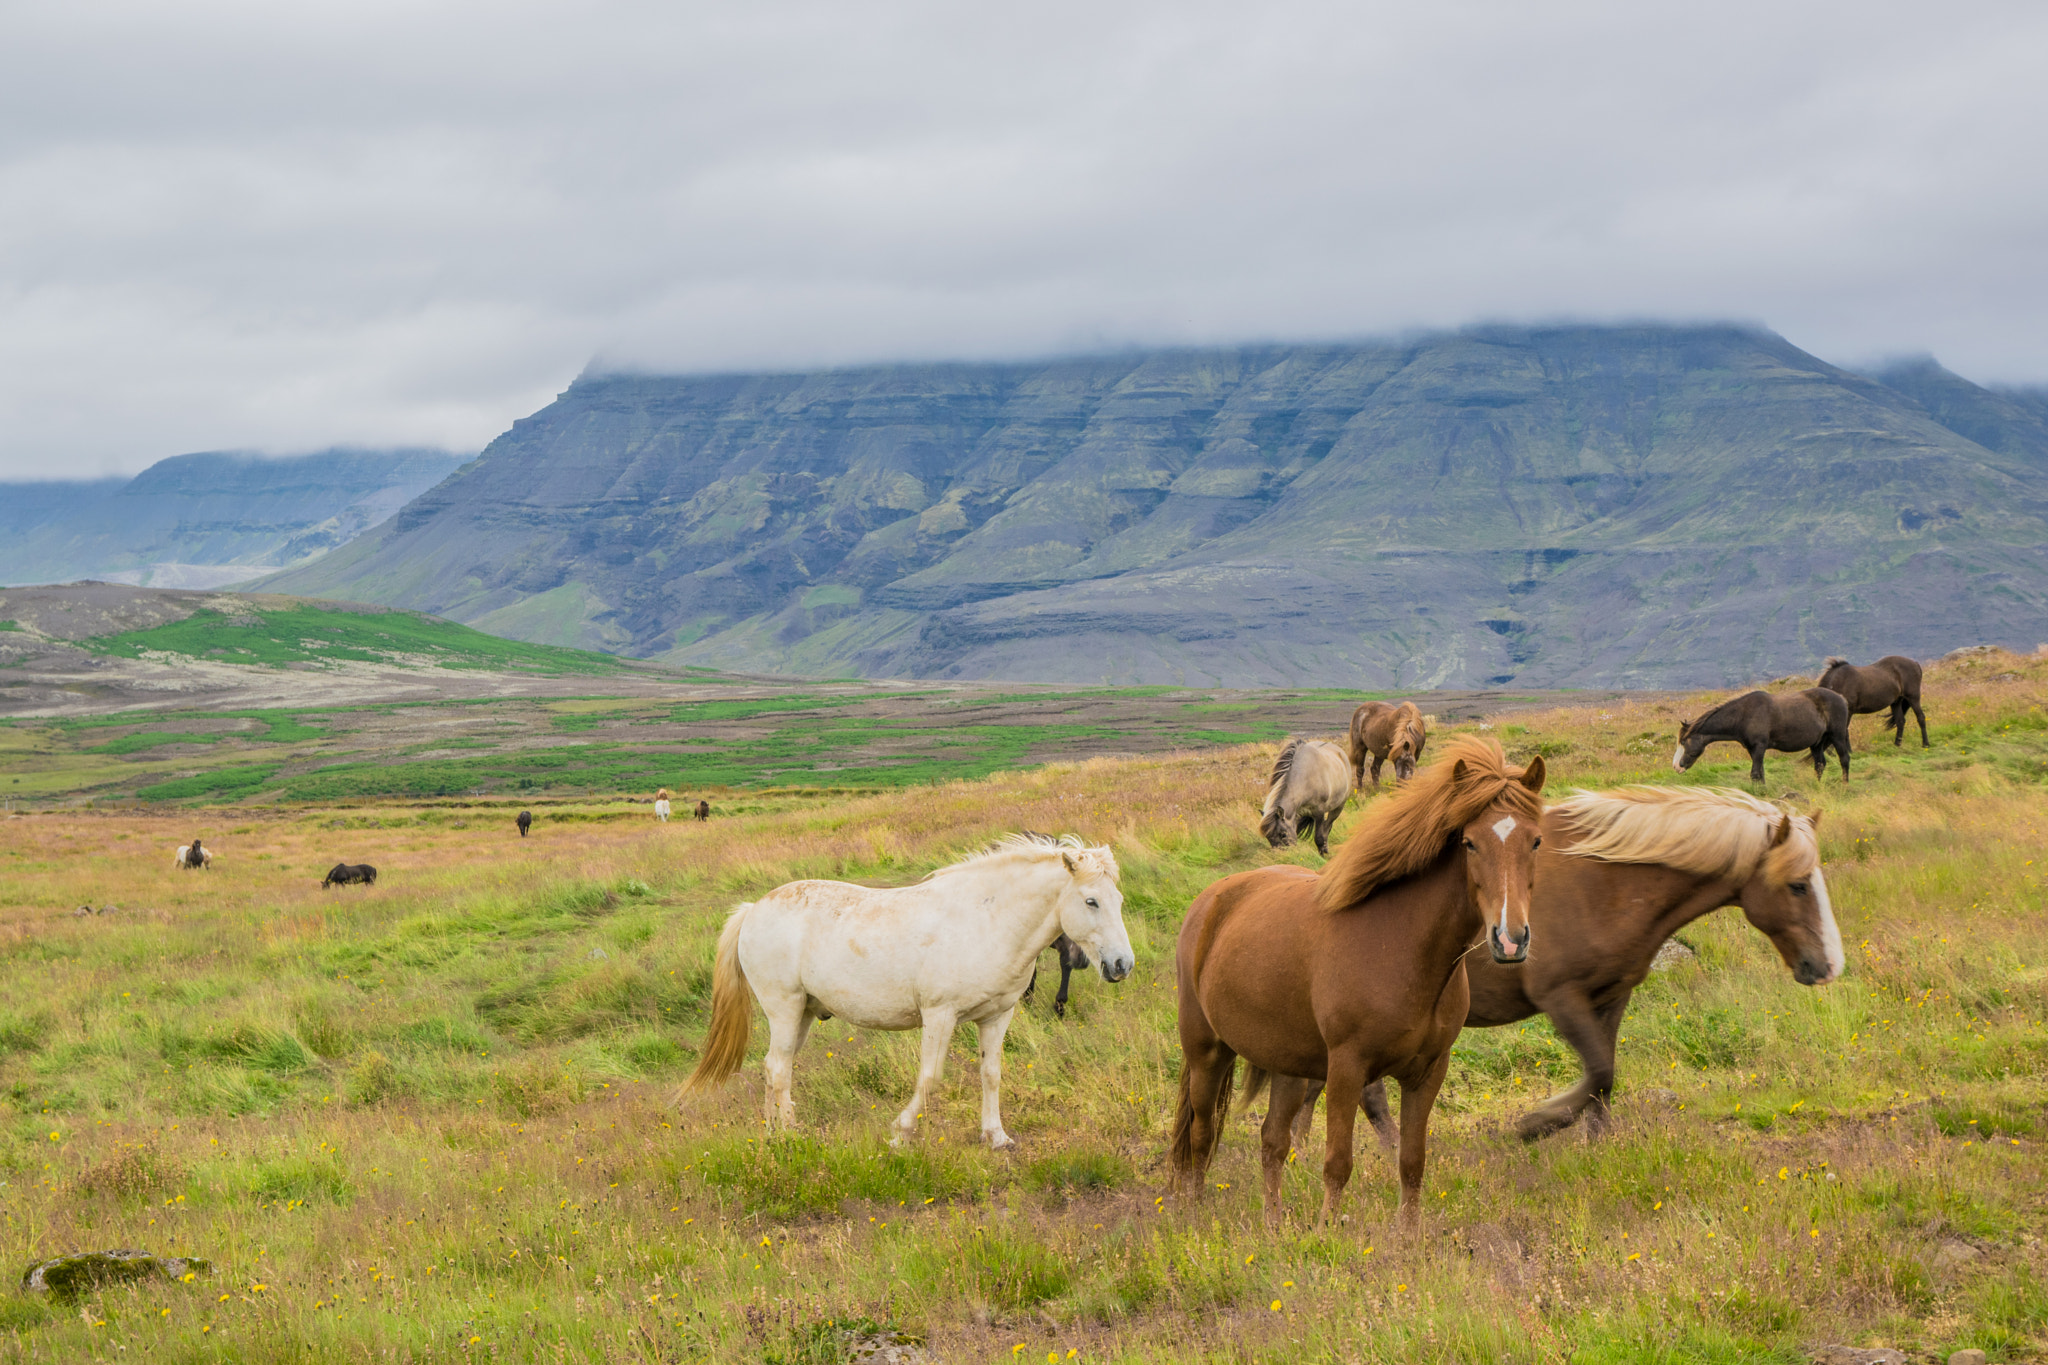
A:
[[1877, 654, 1923, 697]]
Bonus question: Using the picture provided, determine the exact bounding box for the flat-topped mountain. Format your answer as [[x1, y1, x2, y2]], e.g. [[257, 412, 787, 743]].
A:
[[0, 448, 469, 590], [259, 327, 2048, 687]]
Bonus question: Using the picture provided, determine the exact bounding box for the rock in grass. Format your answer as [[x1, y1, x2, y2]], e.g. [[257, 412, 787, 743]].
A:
[[1949, 1350, 1988, 1365], [1810, 1348, 1908, 1365], [1649, 938, 1696, 971], [20, 1250, 210, 1302]]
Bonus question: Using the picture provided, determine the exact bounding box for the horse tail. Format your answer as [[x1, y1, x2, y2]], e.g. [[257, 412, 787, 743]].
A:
[[1169, 1054, 1241, 1177], [682, 903, 756, 1096], [1239, 1064, 1270, 1106], [1260, 740, 1300, 844], [1824, 656, 1848, 670]]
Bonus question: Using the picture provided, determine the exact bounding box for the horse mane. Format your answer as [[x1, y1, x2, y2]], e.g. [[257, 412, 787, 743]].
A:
[[1823, 657, 1849, 669], [1392, 703, 1426, 758], [1259, 740, 1304, 842], [927, 831, 1121, 884], [1316, 735, 1542, 911], [1552, 786, 1819, 884]]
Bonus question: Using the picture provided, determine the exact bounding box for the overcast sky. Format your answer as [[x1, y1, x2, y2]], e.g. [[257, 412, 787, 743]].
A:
[[3, 0, 2045, 479]]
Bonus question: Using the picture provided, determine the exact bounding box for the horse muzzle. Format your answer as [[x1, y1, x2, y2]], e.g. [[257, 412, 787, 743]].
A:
[[1098, 954, 1134, 984], [1793, 957, 1833, 987], [1488, 925, 1531, 965], [1394, 759, 1417, 782]]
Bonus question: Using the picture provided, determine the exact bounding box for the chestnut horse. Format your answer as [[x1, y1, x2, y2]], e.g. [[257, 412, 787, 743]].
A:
[[1818, 655, 1928, 747], [1172, 736, 1545, 1231], [1348, 700, 1428, 789], [1336, 786, 1843, 1144]]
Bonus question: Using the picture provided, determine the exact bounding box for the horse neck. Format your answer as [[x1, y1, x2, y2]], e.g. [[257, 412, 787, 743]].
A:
[[1609, 863, 1741, 953], [1368, 844, 1482, 972], [957, 856, 1068, 963]]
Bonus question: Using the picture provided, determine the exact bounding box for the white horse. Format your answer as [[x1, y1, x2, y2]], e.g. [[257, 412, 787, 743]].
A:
[[173, 841, 212, 870], [683, 833, 1135, 1148], [654, 798, 671, 822]]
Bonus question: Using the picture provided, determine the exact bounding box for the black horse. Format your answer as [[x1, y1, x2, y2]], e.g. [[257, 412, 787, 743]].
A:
[[1675, 688, 1851, 784], [321, 863, 377, 888], [1819, 655, 1929, 747], [516, 810, 532, 838], [1022, 934, 1093, 1019], [694, 800, 710, 821]]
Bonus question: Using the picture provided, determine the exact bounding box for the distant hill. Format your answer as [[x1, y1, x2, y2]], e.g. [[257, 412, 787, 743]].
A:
[[258, 327, 2048, 687], [0, 448, 469, 589]]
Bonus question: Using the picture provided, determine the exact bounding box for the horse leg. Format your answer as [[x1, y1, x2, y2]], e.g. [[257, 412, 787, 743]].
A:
[[1054, 956, 1074, 1020], [892, 1007, 959, 1144], [1170, 1035, 1236, 1190], [1394, 1051, 1451, 1234], [760, 995, 813, 1129], [1317, 1054, 1368, 1228], [1517, 986, 1628, 1140], [1811, 743, 1828, 780], [1290, 1081, 1320, 1148], [1912, 699, 1930, 747], [1259, 1075, 1312, 1227], [1312, 811, 1335, 858], [1021, 965, 1037, 1007], [1369, 754, 1385, 789], [1749, 743, 1767, 784], [974, 1006, 1018, 1149], [1362, 1078, 1399, 1151], [1888, 699, 1906, 746]]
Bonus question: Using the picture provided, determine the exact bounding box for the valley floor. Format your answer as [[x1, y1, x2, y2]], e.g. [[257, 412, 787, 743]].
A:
[[0, 650, 2043, 1362]]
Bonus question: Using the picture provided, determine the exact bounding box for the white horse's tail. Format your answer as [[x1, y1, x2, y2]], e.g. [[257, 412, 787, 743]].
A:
[[682, 903, 756, 1095]]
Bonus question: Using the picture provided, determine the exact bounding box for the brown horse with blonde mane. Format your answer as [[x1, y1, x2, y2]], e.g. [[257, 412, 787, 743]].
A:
[[1172, 736, 1545, 1231], [1312, 786, 1843, 1145], [1348, 700, 1428, 789]]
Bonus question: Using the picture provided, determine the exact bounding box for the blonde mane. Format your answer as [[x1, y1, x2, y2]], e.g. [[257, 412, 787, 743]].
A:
[[1552, 786, 1819, 885], [1390, 703, 1427, 760], [927, 831, 1121, 883], [1316, 735, 1543, 911]]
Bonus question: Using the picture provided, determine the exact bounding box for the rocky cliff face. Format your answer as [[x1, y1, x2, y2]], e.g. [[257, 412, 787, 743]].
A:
[[0, 449, 469, 588], [258, 328, 2048, 686]]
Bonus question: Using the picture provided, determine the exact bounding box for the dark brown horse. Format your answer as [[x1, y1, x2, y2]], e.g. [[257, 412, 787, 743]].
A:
[[695, 799, 710, 821], [1818, 655, 1928, 747], [516, 810, 532, 837], [1675, 688, 1850, 784], [1348, 700, 1428, 789], [1172, 737, 1545, 1231], [1021, 933, 1093, 1019], [1338, 786, 1842, 1144]]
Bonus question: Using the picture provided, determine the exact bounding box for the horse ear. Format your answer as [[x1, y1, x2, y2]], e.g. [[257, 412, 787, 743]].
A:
[[1062, 851, 1079, 874], [1519, 754, 1546, 793], [1452, 758, 1469, 783], [1806, 809, 1823, 833], [1678, 720, 1691, 739], [1768, 813, 1792, 848]]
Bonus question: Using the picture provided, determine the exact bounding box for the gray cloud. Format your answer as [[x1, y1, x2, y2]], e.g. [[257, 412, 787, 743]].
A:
[[3, 0, 2045, 478]]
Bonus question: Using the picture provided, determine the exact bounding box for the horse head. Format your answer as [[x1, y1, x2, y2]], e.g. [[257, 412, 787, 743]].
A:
[[1455, 754, 1546, 964], [1391, 721, 1424, 782], [1673, 720, 1705, 772], [1055, 847, 1134, 983], [1737, 809, 1843, 986]]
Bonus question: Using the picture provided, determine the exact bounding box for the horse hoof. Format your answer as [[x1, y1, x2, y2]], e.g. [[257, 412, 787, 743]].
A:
[[987, 1134, 1016, 1151]]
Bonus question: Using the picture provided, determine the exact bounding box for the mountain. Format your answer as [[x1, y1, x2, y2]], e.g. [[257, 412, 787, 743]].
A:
[[0, 448, 470, 589], [258, 326, 2048, 687]]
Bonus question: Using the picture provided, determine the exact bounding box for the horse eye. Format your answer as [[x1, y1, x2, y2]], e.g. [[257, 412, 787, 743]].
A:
[[1531, 837, 1542, 849], [1788, 882, 1809, 896], [1462, 837, 1476, 851], [1085, 897, 1099, 908]]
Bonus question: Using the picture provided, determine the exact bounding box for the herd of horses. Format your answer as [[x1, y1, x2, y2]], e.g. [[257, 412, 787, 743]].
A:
[[683, 654, 1921, 1231]]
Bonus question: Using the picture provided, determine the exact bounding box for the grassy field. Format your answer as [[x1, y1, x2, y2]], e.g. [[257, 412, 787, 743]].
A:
[[0, 649, 2044, 1362]]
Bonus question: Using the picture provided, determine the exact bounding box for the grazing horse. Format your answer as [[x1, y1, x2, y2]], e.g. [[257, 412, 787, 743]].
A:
[[1819, 655, 1928, 747], [1022, 933, 1094, 1019], [1338, 787, 1843, 1144], [321, 863, 378, 888], [684, 834, 1135, 1148], [516, 810, 532, 838], [1675, 688, 1850, 784], [1259, 739, 1353, 856], [173, 839, 211, 871], [654, 788, 672, 822], [1172, 737, 1545, 1231], [1349, 700, 1428, 789], [695, 799, 710, 821]]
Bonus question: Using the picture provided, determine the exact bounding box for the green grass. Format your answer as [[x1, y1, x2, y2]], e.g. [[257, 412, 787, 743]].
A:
[[87, 604, 631, 675]]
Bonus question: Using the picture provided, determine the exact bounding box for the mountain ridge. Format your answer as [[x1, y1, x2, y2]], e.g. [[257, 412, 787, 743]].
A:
[[257, 326, 2048, 686]]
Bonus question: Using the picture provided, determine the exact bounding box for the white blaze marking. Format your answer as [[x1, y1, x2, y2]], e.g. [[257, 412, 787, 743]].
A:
[[1812, 866, 1844, 982], [1671, 743, 1686, 772], [1491, 815, 1517, 842]]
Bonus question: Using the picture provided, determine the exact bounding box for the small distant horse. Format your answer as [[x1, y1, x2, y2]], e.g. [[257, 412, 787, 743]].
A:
[[1259, 739, 1352, 856], [684, 834, 1135, 1147], [1340, 786, 1841, 1144], [321, 863, 377, 888], [1173, 737, 1545, 1231], [654, 788, 672, 822], [1022, 933, 1093, 1019], [516, 810, 532, 838], [695, 800, 710, 821], [1675, 688, 1850, 784], [1819, 655, 1928, 747], [173, 839, 211, 871], [1348, 700, 1428, 789]]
